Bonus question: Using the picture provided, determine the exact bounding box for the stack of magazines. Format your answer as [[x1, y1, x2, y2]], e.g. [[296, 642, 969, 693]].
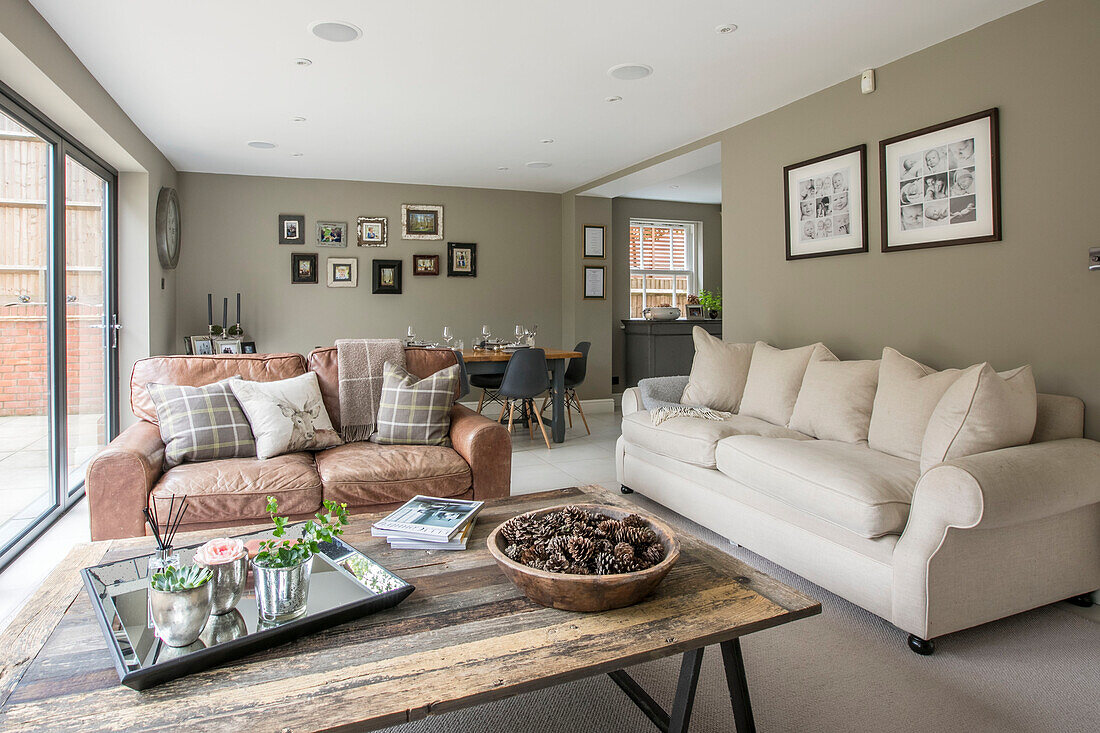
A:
[[371, 495, 484, 550]]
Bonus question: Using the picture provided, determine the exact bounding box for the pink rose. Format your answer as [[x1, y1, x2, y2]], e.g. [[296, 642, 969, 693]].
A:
[[195, 538, 246, 565]]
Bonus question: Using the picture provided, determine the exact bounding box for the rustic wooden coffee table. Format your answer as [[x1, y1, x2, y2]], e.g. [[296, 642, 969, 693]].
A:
[[0, 486, 819, 732]]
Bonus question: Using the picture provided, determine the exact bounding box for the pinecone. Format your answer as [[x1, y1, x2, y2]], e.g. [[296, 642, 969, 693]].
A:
[[543, 552, 569, 574], [499, 517, 524, 544], [613, 541, 635, 563], [593, 551, 617, 575], [546, 535, 570, 556], [597, 519, 623, 538], [504, 543, 522, 560], [642, 543, 665, 565], [618, 526, 646, 547], [622, 514, 648, 528], [520, 546, 547, 567], [567, 535, 595, 563]]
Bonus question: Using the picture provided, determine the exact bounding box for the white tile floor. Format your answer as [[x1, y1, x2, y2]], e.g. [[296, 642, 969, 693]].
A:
[[0, 405, 623, 634]]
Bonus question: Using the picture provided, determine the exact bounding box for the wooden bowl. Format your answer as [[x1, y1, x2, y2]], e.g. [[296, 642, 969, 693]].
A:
[[487, 504, 680, 612]]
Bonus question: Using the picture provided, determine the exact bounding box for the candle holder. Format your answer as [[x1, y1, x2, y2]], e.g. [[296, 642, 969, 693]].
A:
[[208, 324, 224, 338], [226, 323, 243, 338]]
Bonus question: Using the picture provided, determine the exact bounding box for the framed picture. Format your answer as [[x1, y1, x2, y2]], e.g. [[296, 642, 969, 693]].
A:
[[784, 144, 868, 260], [278, 214, 305, 245], [880, 108, 1000, 252], [291, 252, 318, 284], [583, 224, 605, 258], [401, 204, 443, 240], [583, 265, 605, 299], [214, 339, 241, 355], [357, 216, 388, 247], [686, 305, 703, 319], [327, 257, 358, 288], [189, 335, 214, 355], [240, 341, 257, 354], [413, 254, 439, 276], [316, 221, 347, 247], [446, 242, 477, 277], [372, 259, 402, 294]]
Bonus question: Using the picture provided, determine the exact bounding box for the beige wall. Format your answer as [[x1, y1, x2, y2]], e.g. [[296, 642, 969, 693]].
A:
[[610, 197, 722, 390], [720, 0, 1100, 438], [176, 173, 563, 360], [569, 196, 612, 401]]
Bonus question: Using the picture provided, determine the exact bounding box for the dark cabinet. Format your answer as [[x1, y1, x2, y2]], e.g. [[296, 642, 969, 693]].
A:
[[622, 319, 721, 388]]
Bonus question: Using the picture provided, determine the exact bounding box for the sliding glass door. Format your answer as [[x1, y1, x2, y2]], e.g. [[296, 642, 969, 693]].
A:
[[0, 86, 117, 568]]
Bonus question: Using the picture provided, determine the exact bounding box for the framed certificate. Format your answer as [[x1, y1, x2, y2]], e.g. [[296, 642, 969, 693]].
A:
[[583, 265, 605, 299], [583, 225, 605, 258]]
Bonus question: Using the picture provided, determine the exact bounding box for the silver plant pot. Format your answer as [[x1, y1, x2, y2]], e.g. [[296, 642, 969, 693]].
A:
[[149, 582, 213, 647], [196, 554, 249, 615], [252, 557, 313, 623]]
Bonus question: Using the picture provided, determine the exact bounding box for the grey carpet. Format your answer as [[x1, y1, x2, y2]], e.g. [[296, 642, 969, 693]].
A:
[[384, 491, 1100, 733]]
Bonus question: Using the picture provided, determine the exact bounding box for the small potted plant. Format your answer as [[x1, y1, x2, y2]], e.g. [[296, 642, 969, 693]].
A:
[[698, 289, 722, 320], [149, 564, 214, 647], [252, 496, 349, 623]]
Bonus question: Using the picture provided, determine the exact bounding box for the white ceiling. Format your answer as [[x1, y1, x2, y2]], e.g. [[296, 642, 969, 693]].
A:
[[28, 0, 1037, 193]]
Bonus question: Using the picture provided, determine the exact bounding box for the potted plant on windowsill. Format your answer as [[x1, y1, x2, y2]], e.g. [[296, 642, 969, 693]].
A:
[[698, 289, 722, 320], [149, 564, 214, 647], [251, 497, 349, 623]]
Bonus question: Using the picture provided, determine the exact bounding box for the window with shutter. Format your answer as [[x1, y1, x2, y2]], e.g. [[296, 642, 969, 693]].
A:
[[628, 220, 700, 318]]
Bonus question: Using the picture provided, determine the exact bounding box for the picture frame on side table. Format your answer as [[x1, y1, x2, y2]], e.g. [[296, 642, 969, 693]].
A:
[[784, 144, 868, 260], [189, 336, 214, 355], [372, 259, 403, 294], [278, 214, 306, 245], [413, 254, 439, 275], [240, 341, 257, 354], [214, 339, 242, 355], [327, 257, 358, 288], [686, 305, 704, 319], [401, 204, 443, 240], [583, 224, 605, 258], [291, 253, 318, 284], [583, 265, 605, 299], [446, 242, 477, 277], [880, 108, 1000, 252], [357, 216, 388, 247], [316, 221, 347, 247]]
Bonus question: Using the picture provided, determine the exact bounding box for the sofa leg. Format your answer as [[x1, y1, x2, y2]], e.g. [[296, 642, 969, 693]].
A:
[[907, 635, 935, 656], [1066, 593, 1095, 607], [620, 485, 634, 494]]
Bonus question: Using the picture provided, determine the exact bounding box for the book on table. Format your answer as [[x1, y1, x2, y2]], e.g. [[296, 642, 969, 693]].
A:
[[372, 495, 483, 542], [385, 520, 475, 551]]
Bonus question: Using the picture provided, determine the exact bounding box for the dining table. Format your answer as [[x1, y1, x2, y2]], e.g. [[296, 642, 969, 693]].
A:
[[459, 347, 582, 443]]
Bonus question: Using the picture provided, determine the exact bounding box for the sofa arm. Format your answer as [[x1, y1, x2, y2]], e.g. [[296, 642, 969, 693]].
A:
[[449, 404, 511, 502], [892, 438, 1100, 638], [85, 421, 165, 541], [622, 388, 642, 416]]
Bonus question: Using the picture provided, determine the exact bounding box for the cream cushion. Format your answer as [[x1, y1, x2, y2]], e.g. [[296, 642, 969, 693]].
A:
[[867, 348, 964, 461], [715, 435, 920, 538], [920, 363, 1037, 473], [229, 372, 343, 459], [620, 411, 810, 469], [789, 359, 880, 443], [738, 341, 836, 426], [680, 327, 755, 413]]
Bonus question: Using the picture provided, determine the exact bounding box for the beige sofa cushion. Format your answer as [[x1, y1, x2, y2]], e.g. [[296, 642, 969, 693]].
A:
[[789, 359, 880, 443], [621, 410, 810, 469], [715, 435, 919, 538], [680, 327, 754, 413], [867, 348, 964, 461], [738, 341, 836, 426], [920, 363, 1037, 472]]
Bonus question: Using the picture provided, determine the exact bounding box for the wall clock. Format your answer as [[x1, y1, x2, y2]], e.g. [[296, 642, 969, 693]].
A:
[[156, 187, 181, 269]]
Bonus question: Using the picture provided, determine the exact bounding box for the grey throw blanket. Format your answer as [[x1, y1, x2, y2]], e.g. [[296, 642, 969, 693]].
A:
[[336, 338, 406, 442], [638, 375, 690, 410], [651, 405, 732, 426]]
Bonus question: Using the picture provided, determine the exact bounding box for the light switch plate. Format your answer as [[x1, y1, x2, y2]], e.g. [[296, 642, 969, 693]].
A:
[[1090, 247, 1100, 270]]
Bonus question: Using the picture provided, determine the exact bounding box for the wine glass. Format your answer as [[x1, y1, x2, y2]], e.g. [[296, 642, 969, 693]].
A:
[[514, 324, 525, 343], [481, 324, 491, 344], [406, 325, 416, 343], [442, 326, 453, 347]]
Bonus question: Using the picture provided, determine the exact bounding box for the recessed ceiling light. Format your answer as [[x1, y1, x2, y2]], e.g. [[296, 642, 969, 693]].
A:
[[669, 185, 680, 189], [309, 21, 362, 42], [540, 138, 555, 144], [497, 166, 509, 171], [608, 63, 653, 81], [605, 95, 623, 103], [715, 23, 738, 34], [293, 58, 313, 67], [247, 141, 277, 149], [291, 153, 304, 157], [525, 161, 552, 169], [290, 116, 307, 123]]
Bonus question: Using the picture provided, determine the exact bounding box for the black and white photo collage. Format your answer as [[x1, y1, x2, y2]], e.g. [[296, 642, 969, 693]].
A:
[[897, 138, 977, 231], [796, 167, 851, 242]]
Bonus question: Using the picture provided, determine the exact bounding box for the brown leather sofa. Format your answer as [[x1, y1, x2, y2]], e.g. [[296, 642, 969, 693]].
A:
[[86, 348, 512, 541]]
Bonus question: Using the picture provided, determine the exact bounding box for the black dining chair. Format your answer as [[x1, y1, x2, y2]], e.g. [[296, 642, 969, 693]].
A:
[[542, 341, 591, 436], [471, 371, 504, 415], [497, 347, 552, 450]]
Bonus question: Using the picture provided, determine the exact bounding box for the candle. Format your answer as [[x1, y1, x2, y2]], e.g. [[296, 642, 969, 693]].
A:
[[207, 294, 213, 326], [236, 293, 241, 324], [222, 298, 227, 330]]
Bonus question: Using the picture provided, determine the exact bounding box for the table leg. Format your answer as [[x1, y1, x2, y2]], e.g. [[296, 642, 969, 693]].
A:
[[550, 358, 566, 443], [721, 639, 756, 733]]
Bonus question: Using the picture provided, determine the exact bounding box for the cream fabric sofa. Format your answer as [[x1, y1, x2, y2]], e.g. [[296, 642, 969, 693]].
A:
[[616, 380, 1100, 654]]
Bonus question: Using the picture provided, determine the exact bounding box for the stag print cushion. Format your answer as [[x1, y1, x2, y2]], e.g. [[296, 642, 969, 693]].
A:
[[148, 378, 256, 469], [371, 361, 460, 446], [229, 372, 343, 459]]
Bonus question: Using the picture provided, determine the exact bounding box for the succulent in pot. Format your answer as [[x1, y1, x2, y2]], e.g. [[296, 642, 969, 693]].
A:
[[251, 496, 349, 623], [149, 564, 214, 647], [194, 537, 249, 615]]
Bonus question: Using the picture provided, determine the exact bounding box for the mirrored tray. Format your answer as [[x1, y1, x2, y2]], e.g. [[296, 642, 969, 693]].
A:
[[82, 525, 414, 690]]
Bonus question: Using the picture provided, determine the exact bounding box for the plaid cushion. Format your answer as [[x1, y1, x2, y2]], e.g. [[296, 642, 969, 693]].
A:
[[148, 379, 256, 468], [371, 361, 459, 446]]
